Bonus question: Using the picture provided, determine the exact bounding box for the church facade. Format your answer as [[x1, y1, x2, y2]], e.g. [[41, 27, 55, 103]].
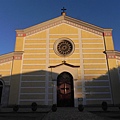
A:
[[0, 12, 120, 107]]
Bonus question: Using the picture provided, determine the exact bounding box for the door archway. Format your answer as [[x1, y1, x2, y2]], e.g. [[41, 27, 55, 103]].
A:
[[57, 72, 74, 107]]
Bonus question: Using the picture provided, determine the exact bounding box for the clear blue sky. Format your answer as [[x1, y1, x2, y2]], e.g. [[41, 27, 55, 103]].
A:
[[0, 0, 120, 55]]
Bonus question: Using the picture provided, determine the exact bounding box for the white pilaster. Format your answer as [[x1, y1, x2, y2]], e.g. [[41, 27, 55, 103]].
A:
[[78, 29, 86, 105], [45, 29, 49, 105]]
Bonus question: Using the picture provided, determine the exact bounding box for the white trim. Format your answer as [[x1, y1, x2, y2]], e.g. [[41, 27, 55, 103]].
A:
[[82, 48, 104, 49], [48, 93, 53, 95], [21, 87, 52, 89], [83, 58, 106, 59], [18, 37, 25, 104], [86, 98, 112, 101], [49, 53, 80, 55], [9, 60, 13, 85], [74, 81, 77, 107], [0, 61, 12, 65], [22, 75, 45, 77], [25, 29, 46, 37], [24, 48, 46, 50], [20, 99, 45, 101], [83, 63, 106, 65], [0, 70, 11, 72], [24, 53, 46, 55], [23, 58, 46, 60], [53, 81, 57, 104], [49, 42, 79, 46], [25, 38, 46, 40], [25, 43, 46, 45], [23, 64, 46, 65], [84, 74, 108, 76], [85, 92, 110, 94], [49, 58, 80, 60], [49, 43, 79, 45], [20, 93, 45, 95], [49, 48, 82, 50], [21, 87, 45, 88], [21, 81, 45, 82], [84, 68, 107, 70], [22, 69, 46, 71], [85, 86, 109, 88], [78, 28, 86, 105], [83, 53, 104, 54], [49, 34, 78, 35], [82, 38, 103, 40], [82, 43, 103, 44], [45, 29, 49, 105], [23, 52, 46, 54], [84, 80, 109, 82], [81, 29, 103, 38], [49, 22, 78, 30], [49, 38, 79, 40]]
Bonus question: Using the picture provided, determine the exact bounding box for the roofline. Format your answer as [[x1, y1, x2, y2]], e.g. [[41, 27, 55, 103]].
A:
[[16, 15, 113, 36], [16, 15, 64, 33], [0, 51, 24, 60], [105, 50, 120, 57], [0, 52, 14, 58]]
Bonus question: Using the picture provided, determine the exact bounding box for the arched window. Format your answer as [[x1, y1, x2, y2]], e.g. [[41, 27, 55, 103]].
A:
[[0, 79, 3, 104]]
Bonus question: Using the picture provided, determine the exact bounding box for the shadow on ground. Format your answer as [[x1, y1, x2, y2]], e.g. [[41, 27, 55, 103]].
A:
[[87, 107, 120, 120]]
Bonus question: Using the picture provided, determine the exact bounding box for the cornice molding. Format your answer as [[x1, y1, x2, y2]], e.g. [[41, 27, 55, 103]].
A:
[[0, 51, 23, 64], [16, 15, 112, 37], [105, 50, 120, 59]]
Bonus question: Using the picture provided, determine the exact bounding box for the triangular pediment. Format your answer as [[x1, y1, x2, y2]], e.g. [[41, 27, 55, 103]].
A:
[[16, 15, 112, 37]]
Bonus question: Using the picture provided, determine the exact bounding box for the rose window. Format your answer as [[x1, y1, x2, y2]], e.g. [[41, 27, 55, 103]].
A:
[[54, 38, 74, 57], [57, 40, 73, 55]]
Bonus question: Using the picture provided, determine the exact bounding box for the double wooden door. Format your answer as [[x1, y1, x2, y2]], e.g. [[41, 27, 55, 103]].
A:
[[57, 72, 74, 107]]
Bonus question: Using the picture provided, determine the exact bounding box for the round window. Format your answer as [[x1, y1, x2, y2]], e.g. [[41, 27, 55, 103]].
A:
[[54, 38, 74, 57]]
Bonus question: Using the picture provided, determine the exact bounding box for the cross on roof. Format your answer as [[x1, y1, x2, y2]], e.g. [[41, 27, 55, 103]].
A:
[[61, 7, 66, 13]]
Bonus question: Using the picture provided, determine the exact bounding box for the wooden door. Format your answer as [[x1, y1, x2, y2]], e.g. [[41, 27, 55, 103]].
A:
[[57, 72, 74, 107]]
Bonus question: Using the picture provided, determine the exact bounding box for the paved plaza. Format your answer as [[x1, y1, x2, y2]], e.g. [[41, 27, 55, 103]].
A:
[[0, 107, 120, 120]]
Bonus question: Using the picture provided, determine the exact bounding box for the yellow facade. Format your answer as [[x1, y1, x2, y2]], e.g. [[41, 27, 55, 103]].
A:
[[0, 13, 120, 107]]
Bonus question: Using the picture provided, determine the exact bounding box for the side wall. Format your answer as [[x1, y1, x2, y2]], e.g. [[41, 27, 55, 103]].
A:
[[0, 57, 13, 106]]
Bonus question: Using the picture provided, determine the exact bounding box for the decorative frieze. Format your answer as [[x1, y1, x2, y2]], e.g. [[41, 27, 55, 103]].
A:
[[16, 33, 26, 37], [0, 57, 13, 64], [107, 55, 116, 59], [13, 56, 22, 60], [0, 53, 23, 64], [106, 50, 120, 59], [103, 31, 112, 36], [16, 19, 104, 37], [64, 20, 103, 36], [116, 56, 120, 60]]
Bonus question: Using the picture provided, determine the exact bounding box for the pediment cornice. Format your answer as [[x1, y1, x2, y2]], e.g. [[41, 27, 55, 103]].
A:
[[105, 50, 120, 59], [16, 15, 112, 37], [0, 51, 23, 64]]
